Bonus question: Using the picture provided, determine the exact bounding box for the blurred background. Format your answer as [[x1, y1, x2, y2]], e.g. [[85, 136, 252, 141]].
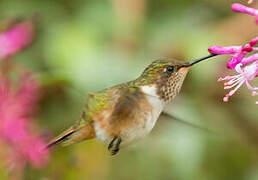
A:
[[0, 0, 257, 179]]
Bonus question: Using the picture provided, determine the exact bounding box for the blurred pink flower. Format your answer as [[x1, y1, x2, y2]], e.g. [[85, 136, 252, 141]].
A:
[[0, 21, 34, 60], [0, 73, 49, 169], [218, 62, 258, 102], [231, 3, 258, 23]]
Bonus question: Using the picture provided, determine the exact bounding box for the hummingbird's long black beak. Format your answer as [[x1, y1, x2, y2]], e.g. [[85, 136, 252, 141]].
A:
[[182, 54, 218, 67]]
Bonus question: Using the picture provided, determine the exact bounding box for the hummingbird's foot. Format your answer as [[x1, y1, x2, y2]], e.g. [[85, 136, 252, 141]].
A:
[[108, 137, 122, 156], [108, 137, 117, 151]]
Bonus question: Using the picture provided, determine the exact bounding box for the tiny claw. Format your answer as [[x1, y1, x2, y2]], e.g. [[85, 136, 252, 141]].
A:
[[108, 137, 117, 151], [111, 148, 119, 156]]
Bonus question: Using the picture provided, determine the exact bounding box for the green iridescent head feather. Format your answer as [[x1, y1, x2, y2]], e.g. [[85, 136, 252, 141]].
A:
[[137, 59, 187, 85]]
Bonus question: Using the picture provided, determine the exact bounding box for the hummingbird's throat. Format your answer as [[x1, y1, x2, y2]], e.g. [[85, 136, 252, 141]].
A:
[[157, 68, 189, 102]]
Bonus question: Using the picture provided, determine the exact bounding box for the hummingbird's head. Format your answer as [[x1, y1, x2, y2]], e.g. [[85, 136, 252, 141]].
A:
[[138, 54, 217, 102]]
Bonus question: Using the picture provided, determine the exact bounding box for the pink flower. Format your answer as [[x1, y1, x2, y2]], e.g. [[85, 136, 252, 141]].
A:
[[218, 62, 258, 103], [0, 21, 34, 60], [241, 53, 258, 66], [0, 73, 49, 169], [208, 46, 242, 55], [231, 3, 258, 24], [208, 3, 258, 104], [208, 36, 258, 69]]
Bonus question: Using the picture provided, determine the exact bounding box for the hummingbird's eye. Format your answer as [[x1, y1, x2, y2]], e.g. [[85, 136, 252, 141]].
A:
[[166, 66, 174, 73]]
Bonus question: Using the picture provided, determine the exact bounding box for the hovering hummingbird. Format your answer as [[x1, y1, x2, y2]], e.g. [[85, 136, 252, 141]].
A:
[[47, 54, 217, 155]]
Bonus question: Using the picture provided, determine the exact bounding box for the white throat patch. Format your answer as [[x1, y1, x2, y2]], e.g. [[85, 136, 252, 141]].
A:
[[140, 85, 160, 98], [140, 85, 165, 126]]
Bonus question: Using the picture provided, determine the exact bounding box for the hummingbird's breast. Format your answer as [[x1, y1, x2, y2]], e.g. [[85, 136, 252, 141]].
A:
[[120, 91, 164, 144], [93, 84, 165, 145]]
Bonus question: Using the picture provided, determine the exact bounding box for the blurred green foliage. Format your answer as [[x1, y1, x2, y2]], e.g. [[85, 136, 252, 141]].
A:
[[0, 0, 258, 179]]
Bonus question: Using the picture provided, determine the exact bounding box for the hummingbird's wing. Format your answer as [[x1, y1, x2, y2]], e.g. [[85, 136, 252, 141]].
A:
[[46, 88, 118, 148], [93, 84, 151, 137], [78, 82, 149, 136], [77, 88, 120, 125]]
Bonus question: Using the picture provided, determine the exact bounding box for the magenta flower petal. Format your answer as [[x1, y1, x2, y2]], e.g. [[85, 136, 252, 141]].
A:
[[231, 3, 258, 16], [208, 46, 241, 54], [227, 58, 239, 69], [0, 21, 34, 60], [241, 54, 258, 66], [231, 3, 258, 24], [209, 36, 257, 69], [250, 36, 258, 46], [227, 53, 244, 69]]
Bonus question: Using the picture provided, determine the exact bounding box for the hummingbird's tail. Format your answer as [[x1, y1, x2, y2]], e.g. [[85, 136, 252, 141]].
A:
[[46, 124, 95, 149]]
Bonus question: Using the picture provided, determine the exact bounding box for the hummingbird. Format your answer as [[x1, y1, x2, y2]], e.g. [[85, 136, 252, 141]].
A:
[[47, 54, 217, 155]]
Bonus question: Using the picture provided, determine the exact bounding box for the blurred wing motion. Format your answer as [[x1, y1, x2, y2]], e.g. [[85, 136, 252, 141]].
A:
[[161, 112, 216, 134]]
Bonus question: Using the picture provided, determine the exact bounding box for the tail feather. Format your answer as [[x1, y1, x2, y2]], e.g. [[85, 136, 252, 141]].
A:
[[46, 124, 95, 149], [46, 127, 75, 149]]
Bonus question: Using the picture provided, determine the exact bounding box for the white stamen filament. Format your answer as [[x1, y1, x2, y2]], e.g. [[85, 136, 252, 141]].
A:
[[224, 76, 244, 89], [224, 74, 243, 85], [228, 80, 245, 96], [219, 61, 257, 104]]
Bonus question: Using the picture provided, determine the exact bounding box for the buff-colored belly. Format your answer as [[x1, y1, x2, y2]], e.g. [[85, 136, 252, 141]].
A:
[[94, 112, 158, 145]]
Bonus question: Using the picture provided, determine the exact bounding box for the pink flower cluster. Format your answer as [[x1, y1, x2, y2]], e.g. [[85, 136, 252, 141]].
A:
[[208, 3, 258, 104], [0, 21, 34, 60], [0, 73, 49, 169], [209, 37, 258, 69], [0, 19, 49, 171]]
